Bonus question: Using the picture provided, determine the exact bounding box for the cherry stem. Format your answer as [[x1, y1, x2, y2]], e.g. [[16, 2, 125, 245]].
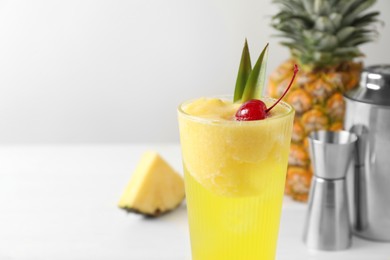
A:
[[266, 64, 299, 113]]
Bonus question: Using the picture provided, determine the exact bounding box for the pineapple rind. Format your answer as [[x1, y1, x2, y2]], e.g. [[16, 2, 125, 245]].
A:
[[268, 60, 362, 202]]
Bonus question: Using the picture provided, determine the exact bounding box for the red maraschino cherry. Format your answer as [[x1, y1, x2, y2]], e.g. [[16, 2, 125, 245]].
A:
[[234, 99, 267, 120], [235, 64, 298, 121]]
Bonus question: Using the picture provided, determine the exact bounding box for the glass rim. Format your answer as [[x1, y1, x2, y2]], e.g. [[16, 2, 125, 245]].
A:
[[177, 95, 294, 125]]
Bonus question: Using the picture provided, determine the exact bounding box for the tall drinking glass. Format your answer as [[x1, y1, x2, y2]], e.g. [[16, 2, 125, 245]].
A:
[[178, 96, 294, 260]]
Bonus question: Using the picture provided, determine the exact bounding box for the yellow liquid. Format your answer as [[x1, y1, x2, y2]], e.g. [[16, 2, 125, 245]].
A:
[[178, 97, 294, 260], [185, 169, 285, 260]]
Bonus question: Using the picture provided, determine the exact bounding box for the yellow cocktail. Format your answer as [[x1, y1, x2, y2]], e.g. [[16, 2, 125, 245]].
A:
[[178, 97, 294, 260]]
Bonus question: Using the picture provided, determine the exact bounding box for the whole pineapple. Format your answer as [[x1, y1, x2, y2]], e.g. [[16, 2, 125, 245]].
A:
[[268, 0, 380, 202]]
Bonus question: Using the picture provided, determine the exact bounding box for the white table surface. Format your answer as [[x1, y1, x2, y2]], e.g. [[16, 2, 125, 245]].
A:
[[0, 144, 389, 260]]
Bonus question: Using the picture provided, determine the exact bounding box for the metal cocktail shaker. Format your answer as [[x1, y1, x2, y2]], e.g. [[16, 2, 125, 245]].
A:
[[344, 64, 390, 241]]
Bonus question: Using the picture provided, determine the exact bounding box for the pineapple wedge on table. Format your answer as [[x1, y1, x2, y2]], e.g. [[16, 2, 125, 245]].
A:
[[268, 0, 380, 202], [118, 152, 185, 217]]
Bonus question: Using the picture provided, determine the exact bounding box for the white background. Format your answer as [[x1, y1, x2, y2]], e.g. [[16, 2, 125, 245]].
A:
[[0, 0, 389, 143], [2, 144, 389, 259]]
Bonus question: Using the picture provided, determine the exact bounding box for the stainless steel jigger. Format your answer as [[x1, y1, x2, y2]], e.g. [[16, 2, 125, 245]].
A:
[[303, 130, 358, 251]]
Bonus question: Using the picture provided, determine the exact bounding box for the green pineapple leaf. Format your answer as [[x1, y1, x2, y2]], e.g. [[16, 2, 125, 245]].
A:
[[272, 0, 380, 68], [241, 43, 269, 102], [234, 39, 252, 102]]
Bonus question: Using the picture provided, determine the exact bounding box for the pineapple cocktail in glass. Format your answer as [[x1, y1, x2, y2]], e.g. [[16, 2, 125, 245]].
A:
[[178, 96, 294, 260]]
